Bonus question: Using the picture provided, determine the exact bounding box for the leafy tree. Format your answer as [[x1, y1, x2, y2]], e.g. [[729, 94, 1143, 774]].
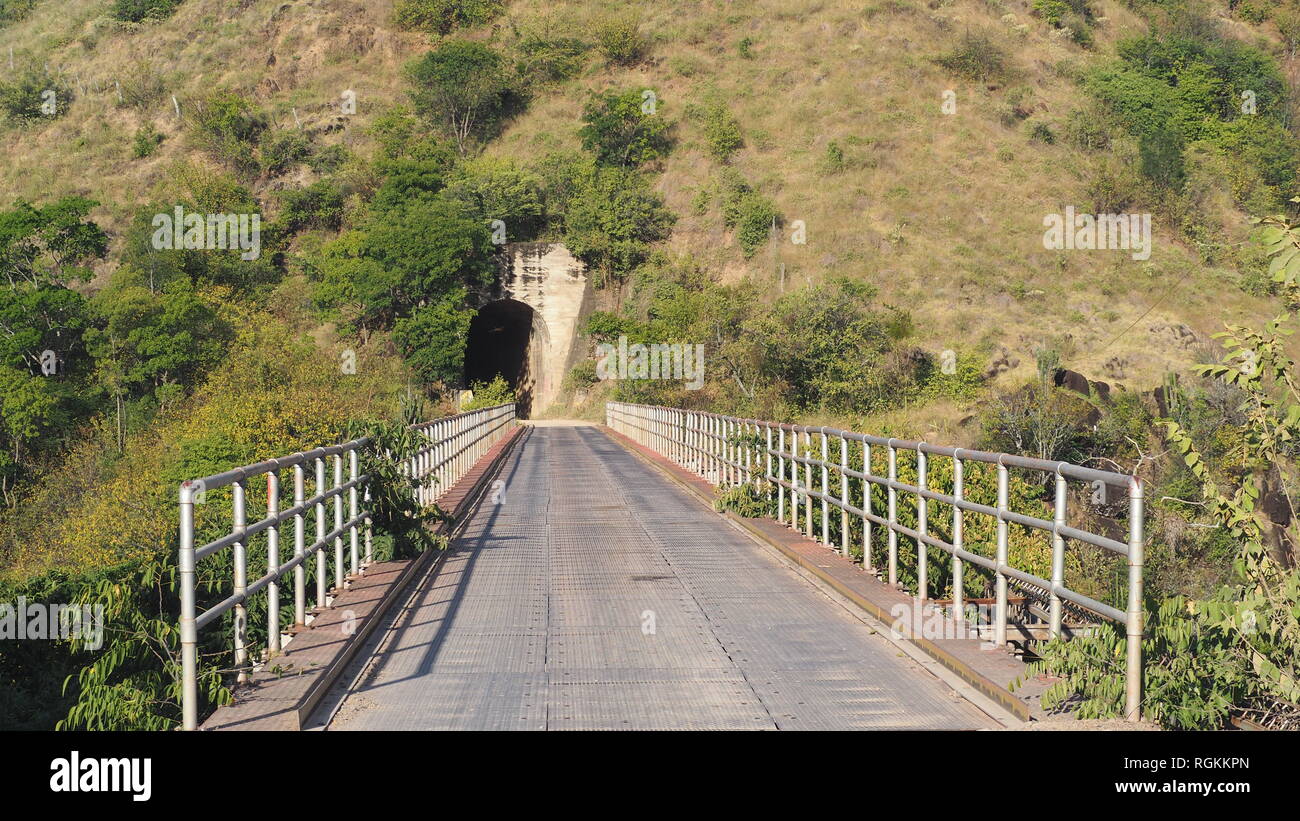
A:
[[313, 197, 494, 334], [392, 295, 477, 386], [578, 88, 672, 168], [111, 0, 182, 23], [407, 40, 516, 155], [560, 162, 675, 284], [441, 156, 545, 241], [392, 0, 503, 34]]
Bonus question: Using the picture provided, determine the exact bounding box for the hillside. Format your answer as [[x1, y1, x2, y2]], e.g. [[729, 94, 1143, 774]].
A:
[[1, 0, 1292, 402]]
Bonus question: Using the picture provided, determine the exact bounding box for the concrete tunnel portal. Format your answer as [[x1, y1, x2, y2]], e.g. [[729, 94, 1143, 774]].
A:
[[464, 298, 544, 417], [462, 242, 593, 419]]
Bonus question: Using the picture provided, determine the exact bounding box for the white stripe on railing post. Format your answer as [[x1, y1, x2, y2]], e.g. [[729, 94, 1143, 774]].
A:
[[178, 482, 198, 731], [293, 464, 306, 625], [917, 447, 928, 600], [1126, 478, 1144, 722], [349, 449, 360, 578], [790, 430, 799, 529], [1050, 471, 1067, 638], [995, 460, 1009, 648], [232, 478, 248, 683], [315, 456, 327, 610], [840, 436, 849, 557], [765, 424, 774, 502], [863, 442, 872, 570], [267, 470, 281, 656], [952, 453, 964, 618], [887, 441, 898, 586]]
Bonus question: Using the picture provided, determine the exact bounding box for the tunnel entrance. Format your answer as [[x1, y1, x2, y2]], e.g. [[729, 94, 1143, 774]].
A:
[[464, 298, 543, 417]]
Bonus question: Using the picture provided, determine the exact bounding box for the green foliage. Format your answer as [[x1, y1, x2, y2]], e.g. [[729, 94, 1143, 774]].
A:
[[111, 0, 181, 23], [552, 158, 675, 284], [514, 33, 589, 85], [692, 102, 744, 163], [184, 90, 269, 176], [719, 171, 779, 258], [934, 29, 1007, 82], [275, 180, 346, 235], [406, 40, 516, 155], [312, 196, 494, 334], [593, 12, 647, 65], [258, 129, 313, 177], [462, 374, 516, 410], [1087, 25, 1296, 201], [441, 156, 545, 241], [1038, 315, 1300, 727], [392, 296, 477, 385], [0, 0, 35, 27], [714, 481, 773, 517], [392, 0, 502, 33], [131, 124, 164, 158], [0, 68, 71, 123], [578, 88, 673, 168]]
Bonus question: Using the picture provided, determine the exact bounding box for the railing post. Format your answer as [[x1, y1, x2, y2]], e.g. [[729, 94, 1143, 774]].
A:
[[917, 446, 928, 601], [349, 449, 360, 578], [267, 470, 281, 656], [315, 455, 327, 610], [995, 459, 1009, 648], [232, 478, 248, 683], [839, 435, 849, 557], [803, 430, 814, 539], [179, 482, 198, 731], [1126, 478, 1144, 722], [820, 430, 830, 547], [887, 441, 898, 586], [777, 427, 786, 523], [951, 452, 964, 620], [293, 464, 306, 626], [863, 442, 872, 570], [1050, 470, 1066, 638], [334, 454, 345, 590]]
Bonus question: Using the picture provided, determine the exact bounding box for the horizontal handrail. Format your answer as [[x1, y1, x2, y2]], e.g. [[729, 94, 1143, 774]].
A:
[[606, 401, 1144, 721], [178, 402, 517, 730]]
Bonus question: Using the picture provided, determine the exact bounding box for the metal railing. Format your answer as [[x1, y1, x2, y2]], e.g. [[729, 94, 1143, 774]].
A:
[[178, 403, 516, 730], [607, 402, 1145, 721]]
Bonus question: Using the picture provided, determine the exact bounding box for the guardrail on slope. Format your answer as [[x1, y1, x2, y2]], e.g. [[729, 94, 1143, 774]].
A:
[[177, 403, 516, 730], [606, 401, 1144, 721]]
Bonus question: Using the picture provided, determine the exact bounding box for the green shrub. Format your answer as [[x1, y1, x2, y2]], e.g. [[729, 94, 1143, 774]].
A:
[[276, 180, 345, 234], [392, 0, 503, 34], [131, 125, 163, 158], [258, 129, 313, 177], [715, 482, 774, 516], [185, 90, 268, 176], [111, 0, 182, 23], [1028, 121, 1056, 144], [0, 69, 71, 123], [515, 35, 589, 85], [693, 102, 743, 162], [578, 88, 673, 167], [462, 374, 516, 410], [719, 171, 779, 258], [406, 39, 516, 155], [594, 12, 647, 65], [0, 0, 36, 27], [934, 29, 1006, 81]]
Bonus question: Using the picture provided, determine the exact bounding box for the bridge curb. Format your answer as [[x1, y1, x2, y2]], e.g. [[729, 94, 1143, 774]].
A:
[[200, 423, 526, 730], [599, 425, 1032, 728]]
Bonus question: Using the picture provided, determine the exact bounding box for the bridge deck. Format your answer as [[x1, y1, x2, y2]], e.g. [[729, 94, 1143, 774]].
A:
[[326, 425, 993, 730]]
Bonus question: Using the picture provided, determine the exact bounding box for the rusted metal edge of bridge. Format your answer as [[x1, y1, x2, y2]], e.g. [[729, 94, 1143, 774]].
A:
[[600, 424, 1036, 724], [200, 425, 525, 731]]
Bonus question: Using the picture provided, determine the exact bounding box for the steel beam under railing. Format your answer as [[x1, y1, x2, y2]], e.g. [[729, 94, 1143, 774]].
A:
[[605, 401, 1145, 722], [177, 403, 516, 730]]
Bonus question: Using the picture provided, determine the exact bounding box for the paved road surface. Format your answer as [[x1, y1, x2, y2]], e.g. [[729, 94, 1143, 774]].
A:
[[327, 425, 992, 730]]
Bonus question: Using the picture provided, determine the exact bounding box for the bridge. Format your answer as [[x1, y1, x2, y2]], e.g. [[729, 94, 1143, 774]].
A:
[[178, 403, 1143, 731]]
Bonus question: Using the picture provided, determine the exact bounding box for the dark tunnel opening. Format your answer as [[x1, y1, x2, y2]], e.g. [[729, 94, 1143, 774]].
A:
[[464, 299, 537, 417]]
